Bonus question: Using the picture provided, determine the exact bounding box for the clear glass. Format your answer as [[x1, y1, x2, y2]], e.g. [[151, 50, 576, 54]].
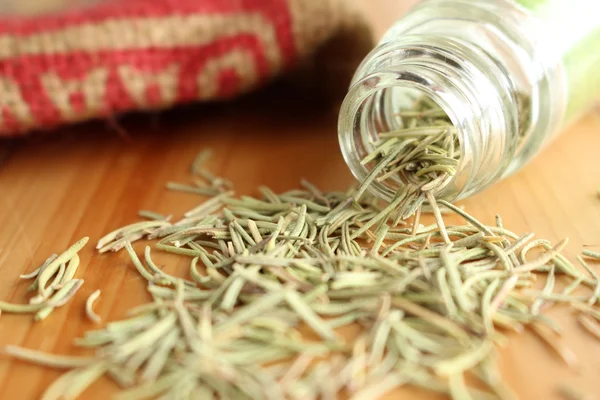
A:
[[339, 0, 600, 202]]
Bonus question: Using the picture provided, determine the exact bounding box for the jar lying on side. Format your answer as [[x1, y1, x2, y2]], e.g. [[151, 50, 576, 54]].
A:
[[339, 0, 600, 205]]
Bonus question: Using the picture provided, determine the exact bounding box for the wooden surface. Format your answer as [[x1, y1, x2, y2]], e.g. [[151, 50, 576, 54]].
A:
[[1, 1, 600, 399]]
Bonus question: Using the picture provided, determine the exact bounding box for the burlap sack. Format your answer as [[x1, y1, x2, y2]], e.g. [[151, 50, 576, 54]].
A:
[[0, 0, 373, 136]]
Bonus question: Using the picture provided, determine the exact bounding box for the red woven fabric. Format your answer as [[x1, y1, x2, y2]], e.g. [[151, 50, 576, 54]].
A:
[[0, 0, 370, 136]]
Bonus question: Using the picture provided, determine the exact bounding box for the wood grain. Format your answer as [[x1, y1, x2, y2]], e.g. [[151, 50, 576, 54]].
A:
[[1, 1, 600, 399]]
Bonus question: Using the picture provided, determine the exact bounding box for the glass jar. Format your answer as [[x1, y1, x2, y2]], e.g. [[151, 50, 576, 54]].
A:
[[339, 0, 600, 202]]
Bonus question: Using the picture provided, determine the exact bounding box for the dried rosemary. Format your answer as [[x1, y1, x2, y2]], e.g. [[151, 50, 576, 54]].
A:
[[0, 238, 88, 320], [1, 148, 599, 400]]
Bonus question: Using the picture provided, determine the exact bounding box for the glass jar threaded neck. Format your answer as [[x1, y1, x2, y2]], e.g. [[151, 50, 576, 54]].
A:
[[339, 36, 519, 202]]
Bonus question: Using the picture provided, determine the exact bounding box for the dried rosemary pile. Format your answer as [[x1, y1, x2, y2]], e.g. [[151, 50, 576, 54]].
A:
[[2, 147, 600, 400], [0, 238, 88, 321]]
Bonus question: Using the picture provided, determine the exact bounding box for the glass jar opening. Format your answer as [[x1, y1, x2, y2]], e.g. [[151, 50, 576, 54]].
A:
[[339, 70, 472, 203]]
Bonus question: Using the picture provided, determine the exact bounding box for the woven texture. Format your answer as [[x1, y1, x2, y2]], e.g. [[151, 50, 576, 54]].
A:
[[0, 0, 372, 136]]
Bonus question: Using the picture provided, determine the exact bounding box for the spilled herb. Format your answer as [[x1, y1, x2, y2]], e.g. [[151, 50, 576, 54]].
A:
[[0, 238, 88, 320], [1, 146, 599, 400]]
